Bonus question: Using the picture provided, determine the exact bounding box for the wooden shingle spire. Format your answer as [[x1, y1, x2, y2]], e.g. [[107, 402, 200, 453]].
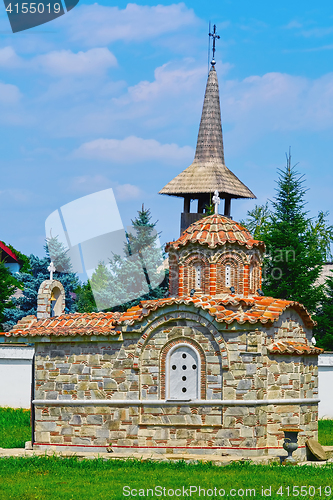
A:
[[159, 26, 256, 233]]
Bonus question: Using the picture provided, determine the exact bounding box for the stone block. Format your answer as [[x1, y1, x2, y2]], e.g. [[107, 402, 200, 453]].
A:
[[96, 427, 110, 439], [237, 379, 252, 390], [35, 432, 50, 443], [176, 429, 195, 439], [35, 421, 57, 432], [216, 428, 240, 439], [205, 415, 222, 426], [61, 426, 73, 436], [103, 379, 118, 390], [73, 437, 91, 445], [80, 426, 98, 438], [246, 365, 257, 376], [69, 415, 82, 426], [69, 364, 85, 374], [87, 415, 103, 425], [224, 407, 249, 417]]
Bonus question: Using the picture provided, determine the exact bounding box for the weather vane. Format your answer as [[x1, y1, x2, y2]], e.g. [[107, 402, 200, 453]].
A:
[[209, 24, 220, 66]]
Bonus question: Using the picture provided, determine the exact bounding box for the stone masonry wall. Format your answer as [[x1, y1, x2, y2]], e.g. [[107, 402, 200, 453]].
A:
[[33, 314, 319, 455]]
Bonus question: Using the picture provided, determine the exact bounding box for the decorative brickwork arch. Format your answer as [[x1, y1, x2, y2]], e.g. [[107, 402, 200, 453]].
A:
[[133, 309, 229, 372], [160, 337, 206, 399], [168, 253, 179, 296], [249, 255, 261, 294], [216, 253, 244, 295], [182, 253, 210, 295]]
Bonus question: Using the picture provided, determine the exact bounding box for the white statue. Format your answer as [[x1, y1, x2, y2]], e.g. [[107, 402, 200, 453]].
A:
[[212, 190, 220, 214], [48, 261, 56, 281]]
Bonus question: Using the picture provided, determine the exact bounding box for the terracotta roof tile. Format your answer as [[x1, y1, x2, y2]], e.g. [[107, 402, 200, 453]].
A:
[[267, 340, 323, 356], [166, 214, 264, 251], [2, 294, 316, 339]]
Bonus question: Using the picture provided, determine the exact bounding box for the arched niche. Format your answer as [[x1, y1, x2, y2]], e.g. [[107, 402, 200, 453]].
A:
[[37, 280, 66, 319]]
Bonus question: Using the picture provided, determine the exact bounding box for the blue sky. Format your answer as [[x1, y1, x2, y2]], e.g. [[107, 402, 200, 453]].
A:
[[1, 0, 333, 259]]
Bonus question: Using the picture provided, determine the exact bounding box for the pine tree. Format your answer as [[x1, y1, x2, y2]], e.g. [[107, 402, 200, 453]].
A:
[[90, 206, 168, 312], [2, 238, 79, 329], [313, 273, 333, 350]]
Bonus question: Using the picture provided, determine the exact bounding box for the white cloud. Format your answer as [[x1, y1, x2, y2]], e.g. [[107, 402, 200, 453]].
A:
[[115, 184, 142, 200], [283, 20, 303, 30], [221, 71, 333, 140], [0, 82, 21, 104], [127, 62, 205, 103], [64, 2, 198, 46], [67, 175, 142, 201], [34, 48, 117, 76], [0, 46, 117, 76], [73, 136, 194, 164], [0, 47, 23, 68], [69, 175, 112, 193], [300, 27, 333, 38]]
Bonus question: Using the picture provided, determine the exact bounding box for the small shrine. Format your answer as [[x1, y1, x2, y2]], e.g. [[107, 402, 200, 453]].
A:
[[0, 26, 323, 459]]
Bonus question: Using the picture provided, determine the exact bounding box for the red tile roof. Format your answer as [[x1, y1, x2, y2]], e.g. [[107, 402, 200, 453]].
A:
[[267, 340, 323, 355], [0, 241, 19, 263], [166, 214, 265, 251], [2, 294, 314, 338]]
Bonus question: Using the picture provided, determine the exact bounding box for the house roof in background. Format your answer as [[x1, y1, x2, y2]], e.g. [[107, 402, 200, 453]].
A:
[[0, 241, 19, 263]]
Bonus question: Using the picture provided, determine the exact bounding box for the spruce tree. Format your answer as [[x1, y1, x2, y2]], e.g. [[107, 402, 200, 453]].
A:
[[90, 206, 168, 312], [2, 238, 79, 329]]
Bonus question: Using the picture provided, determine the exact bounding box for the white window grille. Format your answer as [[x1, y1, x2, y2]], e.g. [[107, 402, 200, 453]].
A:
[[195, 264, 201, 289], [167, 344, 200, 400], [225, 264, 231, 287]]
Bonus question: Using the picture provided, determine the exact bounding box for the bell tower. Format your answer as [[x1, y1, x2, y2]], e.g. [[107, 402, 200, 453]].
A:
[[159, 25, 256, 234]]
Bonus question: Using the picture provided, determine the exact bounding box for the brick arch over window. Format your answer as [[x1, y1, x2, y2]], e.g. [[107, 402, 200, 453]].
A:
[[216, 253, 244, 294], [160, 337, 206, 400], [182, 253, 209, 296], [249, 255, 261, 294], [168, 253, 179, 296], [132, 311, 229, 371]]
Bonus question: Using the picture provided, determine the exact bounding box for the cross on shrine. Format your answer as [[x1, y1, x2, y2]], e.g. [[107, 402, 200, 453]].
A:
[[209, 24, 220, 66], [212, 190, 220, 214], [48, 261, 56, 281]]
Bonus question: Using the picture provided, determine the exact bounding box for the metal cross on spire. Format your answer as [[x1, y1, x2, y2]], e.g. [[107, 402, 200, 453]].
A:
[[209, 24, 220, 66]]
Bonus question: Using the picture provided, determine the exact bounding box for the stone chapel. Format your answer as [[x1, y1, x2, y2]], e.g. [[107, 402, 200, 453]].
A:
[[1, 49, 323, 458]]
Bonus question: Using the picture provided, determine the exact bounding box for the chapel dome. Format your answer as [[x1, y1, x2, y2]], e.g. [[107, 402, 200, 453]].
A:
[[166, 214, 265, 251]]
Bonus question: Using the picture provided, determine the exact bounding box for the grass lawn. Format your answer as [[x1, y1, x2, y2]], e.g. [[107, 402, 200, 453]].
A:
[[0, 456, 333, 500], [0, 407, 31, 448], [0, 409, 333, 498]]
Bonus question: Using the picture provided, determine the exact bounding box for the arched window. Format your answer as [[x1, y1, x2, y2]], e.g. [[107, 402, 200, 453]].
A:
[[167, 344, 200, 400], [225, 264, 231, 287], [249, 265, 253, 291], [194, 264, 201, 289], [50, 287, 62, 317]]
